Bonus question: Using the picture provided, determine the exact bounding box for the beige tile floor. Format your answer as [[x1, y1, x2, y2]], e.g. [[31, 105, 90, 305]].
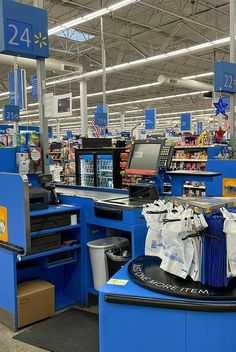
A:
[[0, 323, 45, 352], [0, 306, 98, 352]]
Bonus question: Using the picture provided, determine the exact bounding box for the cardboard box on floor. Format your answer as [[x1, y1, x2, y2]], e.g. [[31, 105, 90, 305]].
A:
[[17, 279, 55, 328]]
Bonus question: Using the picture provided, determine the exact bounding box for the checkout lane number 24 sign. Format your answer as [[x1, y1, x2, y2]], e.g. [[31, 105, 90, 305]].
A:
[[0, 0, 49, 59], [6, 19, 47, 55]]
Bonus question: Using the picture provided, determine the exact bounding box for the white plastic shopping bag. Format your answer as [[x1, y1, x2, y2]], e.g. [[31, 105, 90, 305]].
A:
[[160, 222, 194, 279], [221, 207, 236, 277]]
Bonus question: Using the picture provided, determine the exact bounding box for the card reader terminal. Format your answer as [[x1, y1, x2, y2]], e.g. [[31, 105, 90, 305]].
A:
[[159, 145, 174, 169]]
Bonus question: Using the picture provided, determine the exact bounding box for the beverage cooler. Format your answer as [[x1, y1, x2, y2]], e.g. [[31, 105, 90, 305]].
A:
[[75, 148, 125, 189]]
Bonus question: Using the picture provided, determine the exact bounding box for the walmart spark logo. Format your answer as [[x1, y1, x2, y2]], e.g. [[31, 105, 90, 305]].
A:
[[34, 32, 47, 49]]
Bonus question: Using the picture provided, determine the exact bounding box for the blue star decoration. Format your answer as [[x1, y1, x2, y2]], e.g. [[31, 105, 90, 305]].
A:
[[213, 97, 228, 118]]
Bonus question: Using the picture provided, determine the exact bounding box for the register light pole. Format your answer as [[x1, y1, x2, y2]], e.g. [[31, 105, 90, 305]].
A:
[[230, 0, 236, 150], [34, 0, 49, 174]]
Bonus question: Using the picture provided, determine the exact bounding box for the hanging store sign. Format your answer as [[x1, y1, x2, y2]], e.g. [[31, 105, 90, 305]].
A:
[[31, 75, 38, 100], [97, 104, 108, 113], [94, 112, 108, 127], [214, 61, 236, 94], [3, 104, 20, 122], [145, 109, 156, 130], [181, 112, 192, 132], [0, 0, 49, 59], [66, 131, 73, 139], [197, 121, 203, 135], [8, 69, 27, 110]]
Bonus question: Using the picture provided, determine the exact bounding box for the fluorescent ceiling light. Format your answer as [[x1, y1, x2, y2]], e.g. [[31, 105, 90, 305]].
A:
[[22, 106, 213, 126], [109, 91, 209, 107], [86, 82, 161, 98], [212, 37, 230, 45], [22, 91, 209, 118], [77, 38, 229, 81], [188, 42, 213, 51], [165, 48, 189, 57], [0, 91, 9, 98], [48, 0, 139, 36], [181, 72, 214, 80]]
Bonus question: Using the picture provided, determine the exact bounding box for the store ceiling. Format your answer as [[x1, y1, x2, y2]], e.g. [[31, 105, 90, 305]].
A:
[[0, 0, 230, 133]]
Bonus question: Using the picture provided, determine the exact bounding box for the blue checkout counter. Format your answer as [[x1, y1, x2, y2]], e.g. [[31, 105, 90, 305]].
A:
[[99, 262, 236, 352], [0, 174, 147, 330], [56, 186, 148, 303]]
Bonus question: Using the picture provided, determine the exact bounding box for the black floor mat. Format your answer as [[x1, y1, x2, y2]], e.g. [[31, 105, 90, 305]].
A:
[[13, 308, 99, 352]]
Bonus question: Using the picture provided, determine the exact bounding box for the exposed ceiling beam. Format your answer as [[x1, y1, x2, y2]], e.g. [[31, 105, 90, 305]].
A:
[[138, 1, 227, 35], [193, 0, 229, 16]]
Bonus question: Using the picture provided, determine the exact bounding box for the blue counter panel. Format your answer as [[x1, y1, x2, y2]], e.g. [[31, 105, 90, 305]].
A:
[[0, 147, 16, 173], [206, 159, 236, 196], [100, 264, 236, 352], [0, 250, 17, 330], [0, 173, 28, 251]]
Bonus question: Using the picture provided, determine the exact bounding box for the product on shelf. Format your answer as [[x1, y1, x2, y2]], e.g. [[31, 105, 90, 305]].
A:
[[48, 142, 77, 185]]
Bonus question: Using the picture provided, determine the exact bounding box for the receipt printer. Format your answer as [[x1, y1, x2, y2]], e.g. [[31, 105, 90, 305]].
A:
[[29, 187, 49, 211]]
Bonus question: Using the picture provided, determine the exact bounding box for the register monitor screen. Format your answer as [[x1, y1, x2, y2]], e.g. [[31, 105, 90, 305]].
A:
[[126, 141, 163, 175]]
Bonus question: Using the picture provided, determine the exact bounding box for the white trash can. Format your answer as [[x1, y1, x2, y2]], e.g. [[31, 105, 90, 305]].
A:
[[87, 237, 129, 290]]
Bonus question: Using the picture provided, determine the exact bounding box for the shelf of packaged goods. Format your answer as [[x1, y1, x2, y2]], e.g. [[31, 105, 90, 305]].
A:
[[170, 170, 206, 174], [183, 185, 206, 189], [174, 145, 227, 149], [31, 224, 81, 236], [18, 244, 81, 262], [81, 173, 94, 175], [49, 151, 62, 154], [174, 146, 209, 149], [172, 159, 207, 162]]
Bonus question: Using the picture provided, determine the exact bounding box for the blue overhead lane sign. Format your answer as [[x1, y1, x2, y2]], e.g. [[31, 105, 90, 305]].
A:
[[0, 0, 49, 59]]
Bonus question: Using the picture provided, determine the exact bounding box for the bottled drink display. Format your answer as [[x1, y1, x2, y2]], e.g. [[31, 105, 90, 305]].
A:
[[80, 158, 94, 187], [97, 157, 113, 189]]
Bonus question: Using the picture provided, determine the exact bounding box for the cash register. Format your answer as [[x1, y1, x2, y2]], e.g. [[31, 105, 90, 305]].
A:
[[29, 174, 60, 211], [97, 140, 174, 209]]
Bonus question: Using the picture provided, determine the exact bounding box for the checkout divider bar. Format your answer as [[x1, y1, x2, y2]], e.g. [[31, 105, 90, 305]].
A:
[[104, 294, 236, 312]]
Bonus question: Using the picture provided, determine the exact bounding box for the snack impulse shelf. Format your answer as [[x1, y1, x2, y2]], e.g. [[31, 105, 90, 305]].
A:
[[75, 148, 125, 189], [166, 144, 227, 196], [49, 143, 77, 185]]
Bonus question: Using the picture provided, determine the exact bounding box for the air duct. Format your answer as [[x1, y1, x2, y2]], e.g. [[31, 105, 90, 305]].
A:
[[158, 74, 213, 91], [0, 54, 83, 73]]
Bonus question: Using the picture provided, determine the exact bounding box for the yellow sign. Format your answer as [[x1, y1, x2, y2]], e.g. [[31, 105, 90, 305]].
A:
[[223, 178, 236, 197], [0, 207, 8, 243], [107, 279, 129, 286], [34, 32, 47, 49]]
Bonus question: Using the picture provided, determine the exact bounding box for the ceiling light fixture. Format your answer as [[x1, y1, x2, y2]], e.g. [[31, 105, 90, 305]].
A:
[[181, 72, 214, 80], [48, 0, 139, 36]]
